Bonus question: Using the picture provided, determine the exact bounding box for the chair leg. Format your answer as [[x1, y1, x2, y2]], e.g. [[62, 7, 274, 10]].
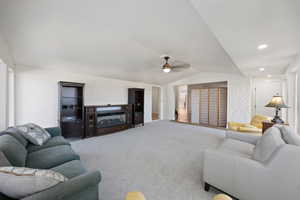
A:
[[204, 182, 210, 192]]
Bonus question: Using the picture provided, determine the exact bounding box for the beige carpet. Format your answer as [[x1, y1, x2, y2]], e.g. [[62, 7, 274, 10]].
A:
[[71, 120, 225, 200]]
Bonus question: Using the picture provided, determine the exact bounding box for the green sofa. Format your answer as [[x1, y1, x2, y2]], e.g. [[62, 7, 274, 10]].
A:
[[0, 127, 101, 200]]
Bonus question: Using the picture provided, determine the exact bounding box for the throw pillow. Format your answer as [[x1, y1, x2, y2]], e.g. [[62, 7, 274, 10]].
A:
[[276, 125, 300, 146], [0, 166, 68, 199], [0, 127, 28, 147], [16, 123, 51, 146], [0, 151, 11, 167], [253, 126, 285, 162]]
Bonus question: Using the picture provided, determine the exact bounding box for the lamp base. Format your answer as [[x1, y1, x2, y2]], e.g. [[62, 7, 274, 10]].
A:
[[271, 115, 284, 124]]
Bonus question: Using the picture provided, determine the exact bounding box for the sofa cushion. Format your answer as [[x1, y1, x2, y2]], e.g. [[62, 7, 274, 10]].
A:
[[26, 145, 80, 169], [0, 135, 27, 167], [218, 138, 254, 158], [51, 160, 87, 179], [16, 123, 51, 146], [0, 151, 11, 167], [0, 166, 68, 199], [276, 125, 300, 146], [45, 127, 62, 137], [0, 127, 28, 147], [27, 136, 70, 153], [253, 126, 285, 162]]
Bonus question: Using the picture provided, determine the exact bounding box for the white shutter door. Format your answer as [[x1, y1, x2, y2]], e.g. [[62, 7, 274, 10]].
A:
[[209, 88, 218, 126], [191, 89, 200, 123], [219, 88, 227, 127], [199, 89, 209, 124]]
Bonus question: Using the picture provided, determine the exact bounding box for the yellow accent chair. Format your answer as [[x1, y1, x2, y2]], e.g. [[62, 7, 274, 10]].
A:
[[228, 114, 271, 134]]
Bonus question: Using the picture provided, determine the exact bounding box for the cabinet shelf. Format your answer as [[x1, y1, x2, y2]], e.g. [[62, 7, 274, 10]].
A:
[[59, 81, 85, 138]]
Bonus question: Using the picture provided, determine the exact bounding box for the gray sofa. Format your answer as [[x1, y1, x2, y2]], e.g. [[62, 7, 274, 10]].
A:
[[203, 130, 300, 200], [0, 127, 101, 200]]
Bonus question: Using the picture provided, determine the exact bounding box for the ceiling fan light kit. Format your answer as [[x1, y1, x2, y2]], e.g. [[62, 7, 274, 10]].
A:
[[163, 67, 171, 73], [161, 55, 190, 73], [162, 56, 171, 73]]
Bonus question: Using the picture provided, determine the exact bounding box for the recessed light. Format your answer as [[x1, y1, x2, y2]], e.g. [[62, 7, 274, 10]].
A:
[[267, 74, 272, 78], [258, 44, 268, 50], [259, 67, 265, 72]]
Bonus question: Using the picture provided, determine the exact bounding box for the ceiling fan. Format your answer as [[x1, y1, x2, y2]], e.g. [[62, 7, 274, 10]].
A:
[[161, 56, 190, 73]]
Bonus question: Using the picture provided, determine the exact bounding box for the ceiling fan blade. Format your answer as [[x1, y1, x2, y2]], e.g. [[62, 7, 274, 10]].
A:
[[172, 64, 191, 69], [171, 68, 186, 72]]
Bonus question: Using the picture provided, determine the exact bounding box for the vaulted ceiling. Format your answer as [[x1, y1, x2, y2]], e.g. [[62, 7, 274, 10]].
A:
[[0, 0, 299, 84], [191, 0, 300, 77]]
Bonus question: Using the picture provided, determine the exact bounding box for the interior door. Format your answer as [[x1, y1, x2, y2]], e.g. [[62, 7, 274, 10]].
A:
[[219, 88, 227, 127], [199, 89, 209, 124], [208, 88, 218, 126], [254, 79, 283, 117], [191, 89, 200, 123], [176, 85, 188, 122]]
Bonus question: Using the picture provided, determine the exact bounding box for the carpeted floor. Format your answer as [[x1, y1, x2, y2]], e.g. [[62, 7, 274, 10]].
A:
[[71, 120, 225, 200]]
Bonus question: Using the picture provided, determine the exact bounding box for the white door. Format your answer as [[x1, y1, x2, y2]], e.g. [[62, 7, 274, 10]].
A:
[[254, 79, 283, 117], [191, 89, 200, 123], [199, 89, 209, 124], [208, 88, 218, 126]]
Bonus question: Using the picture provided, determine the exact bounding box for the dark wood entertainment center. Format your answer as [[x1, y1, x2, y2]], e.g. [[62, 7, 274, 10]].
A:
[[58, 81, 85, 138], [84, 104, 133, 137], [128, 88, 145, 126], [58, 81, 145, 138]]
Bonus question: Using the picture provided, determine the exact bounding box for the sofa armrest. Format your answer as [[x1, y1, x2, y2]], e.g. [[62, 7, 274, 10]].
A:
[[203, 149, 265, 197], [226, 130, 261, 145], [22, 171, 101, 200], [45, 127, 62, 137]]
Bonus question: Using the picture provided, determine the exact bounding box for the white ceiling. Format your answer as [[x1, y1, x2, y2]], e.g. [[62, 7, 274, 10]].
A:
[[0, 0, 299, 84], [190, 0, 300, 78], [0, 0, 240, 85]]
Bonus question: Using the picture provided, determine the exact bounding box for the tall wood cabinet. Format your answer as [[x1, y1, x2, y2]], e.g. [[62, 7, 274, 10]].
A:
[[128, 88, 144, 126], [58, 81, 85, 138]]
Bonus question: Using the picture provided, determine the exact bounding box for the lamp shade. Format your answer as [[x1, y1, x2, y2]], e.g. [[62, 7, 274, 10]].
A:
[[265, 95, 289, 109]]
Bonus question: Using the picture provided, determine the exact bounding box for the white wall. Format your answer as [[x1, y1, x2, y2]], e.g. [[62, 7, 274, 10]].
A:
[[152, 87, 160, 114], [286, 73, 297, 129], [0, 61, 8, 130], [285, 54, 299, 133], [15, 67, 156, 127], [0, 34, 13, 67], [162, 72, 252, 123], [0, 34, 14, 130], [251, 78, 286, 119]]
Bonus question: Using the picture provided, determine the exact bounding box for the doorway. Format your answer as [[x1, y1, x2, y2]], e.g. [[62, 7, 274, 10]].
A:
[[253, 78, 286, 119], [175, 85, 188, 122], [188, 82, 228, 128], [152, 87, 161, 120]]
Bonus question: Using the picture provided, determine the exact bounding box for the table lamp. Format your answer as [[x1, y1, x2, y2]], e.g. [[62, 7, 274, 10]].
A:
[[265, 94, 289, 124]]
